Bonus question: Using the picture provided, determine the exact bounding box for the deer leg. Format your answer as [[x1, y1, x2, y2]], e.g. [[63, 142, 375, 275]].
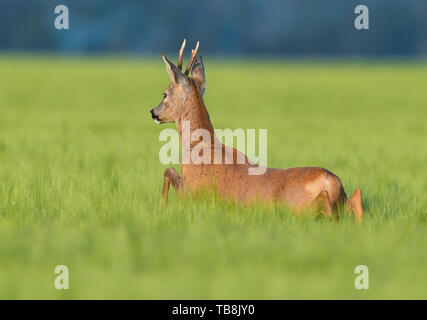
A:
[[162, 167, 182, 204], [347, 188, 363, 221], [312, 190, 333, 218]]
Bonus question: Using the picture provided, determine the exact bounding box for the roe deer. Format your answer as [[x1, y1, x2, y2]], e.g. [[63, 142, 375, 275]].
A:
[[150, 40, 363, 220]]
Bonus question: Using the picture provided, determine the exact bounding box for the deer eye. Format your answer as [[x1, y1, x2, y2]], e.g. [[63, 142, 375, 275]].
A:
[[163, 93, 167, 99]]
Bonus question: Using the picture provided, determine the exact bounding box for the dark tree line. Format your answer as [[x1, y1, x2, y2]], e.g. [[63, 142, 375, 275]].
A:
[[0, 0, 426, 56]]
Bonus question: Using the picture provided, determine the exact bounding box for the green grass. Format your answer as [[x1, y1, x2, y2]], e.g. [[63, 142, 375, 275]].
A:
[[0, 56, 426, 299]]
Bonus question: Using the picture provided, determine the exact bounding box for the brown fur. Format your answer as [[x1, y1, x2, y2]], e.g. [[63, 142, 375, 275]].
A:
[[151, 41, 363, 220]]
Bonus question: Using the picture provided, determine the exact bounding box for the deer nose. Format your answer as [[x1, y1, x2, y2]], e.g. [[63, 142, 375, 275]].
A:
[[150, 109, 160, 121]]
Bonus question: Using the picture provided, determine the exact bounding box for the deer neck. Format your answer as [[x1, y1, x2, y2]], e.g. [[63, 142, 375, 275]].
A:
[[176, 96, 215, 147]]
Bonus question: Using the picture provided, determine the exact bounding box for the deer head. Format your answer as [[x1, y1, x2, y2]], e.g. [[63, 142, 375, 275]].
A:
[[151, 40, 206, 124]]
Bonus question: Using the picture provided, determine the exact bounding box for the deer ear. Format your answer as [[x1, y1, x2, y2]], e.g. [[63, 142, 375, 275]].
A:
[[191, 55, 206, 96], [162, 53, 188, 86]]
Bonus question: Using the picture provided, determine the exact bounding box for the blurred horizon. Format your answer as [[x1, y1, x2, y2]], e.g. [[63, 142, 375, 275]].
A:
[[1, 0, 426, 57]]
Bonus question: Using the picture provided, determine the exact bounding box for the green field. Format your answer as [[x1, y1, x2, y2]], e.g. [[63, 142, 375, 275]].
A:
[[0, 57, 426, 299]]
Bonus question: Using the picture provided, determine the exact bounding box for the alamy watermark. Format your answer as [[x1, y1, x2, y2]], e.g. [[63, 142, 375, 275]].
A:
[[354, 5, 369, 30], [54, 265, 69, 290], [158, 121, 267, 175], [54, 5, 69, 30], [354, 265, 369, 290]]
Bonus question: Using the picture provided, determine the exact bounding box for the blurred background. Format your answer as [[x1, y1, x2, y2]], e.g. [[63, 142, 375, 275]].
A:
[[1, 0, 427, 300], [1, 0, 426, 56]]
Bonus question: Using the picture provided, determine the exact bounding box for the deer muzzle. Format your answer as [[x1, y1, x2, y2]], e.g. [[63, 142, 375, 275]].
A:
[[150, 108, 161, 124]]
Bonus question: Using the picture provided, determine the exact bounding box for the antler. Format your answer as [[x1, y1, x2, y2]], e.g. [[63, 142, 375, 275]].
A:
[[177, 39, 186, 70], [184, 41, 199, 75]]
